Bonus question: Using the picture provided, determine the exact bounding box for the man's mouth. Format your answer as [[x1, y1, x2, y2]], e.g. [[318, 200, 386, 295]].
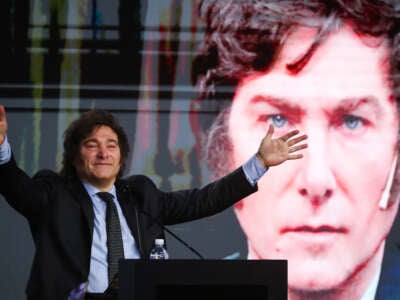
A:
[[280, 225, 348, 234]]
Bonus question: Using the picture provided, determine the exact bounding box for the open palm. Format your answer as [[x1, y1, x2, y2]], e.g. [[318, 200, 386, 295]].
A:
[[257, 125, 307, 167]]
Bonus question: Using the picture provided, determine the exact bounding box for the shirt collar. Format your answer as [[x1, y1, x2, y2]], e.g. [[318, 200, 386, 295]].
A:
[[81, 181, 117, 199]]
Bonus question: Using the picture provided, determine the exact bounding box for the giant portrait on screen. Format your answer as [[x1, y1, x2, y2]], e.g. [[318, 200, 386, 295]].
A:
[[190, 0, 400, 299]]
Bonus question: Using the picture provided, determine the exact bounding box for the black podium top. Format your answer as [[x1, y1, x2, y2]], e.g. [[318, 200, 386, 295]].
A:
[[119, 259, 287, 300]]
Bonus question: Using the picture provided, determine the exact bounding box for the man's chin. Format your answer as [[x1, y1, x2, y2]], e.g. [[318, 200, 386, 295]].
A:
[[289, 278, 341, 293], [287, 262, 349, 292]]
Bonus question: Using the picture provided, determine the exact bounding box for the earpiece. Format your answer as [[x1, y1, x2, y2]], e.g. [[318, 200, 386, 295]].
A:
[[378, 154, 398, 210]]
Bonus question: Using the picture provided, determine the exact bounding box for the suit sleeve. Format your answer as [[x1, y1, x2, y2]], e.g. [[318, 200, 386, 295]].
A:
[[0, 154, 53, 220], [158, 166, 258, 225]]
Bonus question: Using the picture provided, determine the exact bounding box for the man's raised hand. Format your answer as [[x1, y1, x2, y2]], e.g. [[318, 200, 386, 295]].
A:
[[0, 105, 7, 144], [256, 125, 307, 167]]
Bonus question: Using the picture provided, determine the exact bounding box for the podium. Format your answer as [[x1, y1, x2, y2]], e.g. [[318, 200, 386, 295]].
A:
[[119, 259, 287, 300]]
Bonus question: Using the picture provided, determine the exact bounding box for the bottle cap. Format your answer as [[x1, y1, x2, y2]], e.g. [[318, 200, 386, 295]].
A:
[[155, 238, 164, 245]]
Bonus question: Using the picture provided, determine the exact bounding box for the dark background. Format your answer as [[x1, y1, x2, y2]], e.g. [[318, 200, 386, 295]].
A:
[[0, 1, 248, 299]]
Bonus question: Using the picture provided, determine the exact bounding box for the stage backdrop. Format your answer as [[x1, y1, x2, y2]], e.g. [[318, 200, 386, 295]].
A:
[[1, 1, 400, 299], [0, 1, 246, 299]]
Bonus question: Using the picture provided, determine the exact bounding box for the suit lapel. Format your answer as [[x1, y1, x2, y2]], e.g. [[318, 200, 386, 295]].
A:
[[375, 241, 400, 299], [66, 177, 94, 235], [55, 177, 95, 278], [115, 180, 144, 257]]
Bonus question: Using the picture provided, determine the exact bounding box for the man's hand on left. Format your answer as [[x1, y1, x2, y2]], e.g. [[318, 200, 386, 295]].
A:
[[0, 105, 7, 145]]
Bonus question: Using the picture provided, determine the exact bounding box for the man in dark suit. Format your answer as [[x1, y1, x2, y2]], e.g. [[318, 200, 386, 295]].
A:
[[0, 105, 307, 299]]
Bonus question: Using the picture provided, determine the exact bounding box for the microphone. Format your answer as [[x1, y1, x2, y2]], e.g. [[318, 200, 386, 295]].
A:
[[379, 154, 398, 210], [123, 184, 205, 259]]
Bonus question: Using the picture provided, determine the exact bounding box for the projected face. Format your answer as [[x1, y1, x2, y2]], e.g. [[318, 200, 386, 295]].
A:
[[229, 25, 399, 292]]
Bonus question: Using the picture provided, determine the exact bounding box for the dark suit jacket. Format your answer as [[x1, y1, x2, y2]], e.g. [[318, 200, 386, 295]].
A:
[[375, 213, 400, 299], [0, 155, 257, 299]]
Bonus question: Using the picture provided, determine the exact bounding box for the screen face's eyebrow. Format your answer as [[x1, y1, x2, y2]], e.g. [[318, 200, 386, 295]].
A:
[[249, 94, 384, 117], [250, 94, 305, 117], [330, 96, 383, 116]]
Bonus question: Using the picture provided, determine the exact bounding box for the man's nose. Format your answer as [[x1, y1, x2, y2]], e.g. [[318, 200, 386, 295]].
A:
[[297, 129, 334, 206], [96, 145, 109, 158]]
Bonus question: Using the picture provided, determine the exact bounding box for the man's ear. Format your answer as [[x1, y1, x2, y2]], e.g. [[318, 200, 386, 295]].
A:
[[379, 154, 398, 210], [72, 155, 83, 173]]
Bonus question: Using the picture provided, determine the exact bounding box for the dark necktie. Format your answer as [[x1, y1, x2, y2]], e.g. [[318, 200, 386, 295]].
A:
[[97, 192, 125, 285]]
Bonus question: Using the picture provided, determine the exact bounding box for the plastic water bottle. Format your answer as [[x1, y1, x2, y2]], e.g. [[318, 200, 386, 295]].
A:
[[149, 238, 169, 259]]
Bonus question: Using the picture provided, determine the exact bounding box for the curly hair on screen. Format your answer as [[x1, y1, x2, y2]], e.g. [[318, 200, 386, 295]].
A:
[[192, 0, 400, 178], [192, 0, 400, 111]]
